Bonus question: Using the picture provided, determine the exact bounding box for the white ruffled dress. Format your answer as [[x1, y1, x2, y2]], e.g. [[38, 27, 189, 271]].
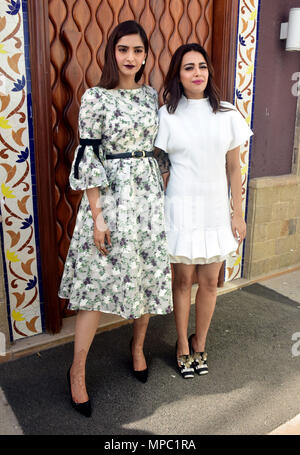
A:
[[154, 96, 253, 264]]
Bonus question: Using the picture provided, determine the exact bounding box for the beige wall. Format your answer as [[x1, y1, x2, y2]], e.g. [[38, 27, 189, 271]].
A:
[[244, 94, 300, 278], [244, 175, 300, 278]]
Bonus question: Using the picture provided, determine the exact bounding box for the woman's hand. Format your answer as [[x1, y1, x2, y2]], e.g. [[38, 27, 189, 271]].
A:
[[86, 187, 111, 255], [162, 172, 170, 191], [226, 147, 246, 245], [93, 214, 111, 256], [231, 213, 246, 244]]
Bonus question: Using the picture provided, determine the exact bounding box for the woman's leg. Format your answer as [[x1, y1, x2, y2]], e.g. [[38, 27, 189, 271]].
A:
[[172, 263, 196, 357], [131, 314, 150, 371], [193, 262, 223, 352], [70, 310, 101, 403]]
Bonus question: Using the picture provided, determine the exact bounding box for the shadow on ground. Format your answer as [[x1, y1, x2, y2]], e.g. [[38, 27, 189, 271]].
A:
[[0, 284, 299, 435]]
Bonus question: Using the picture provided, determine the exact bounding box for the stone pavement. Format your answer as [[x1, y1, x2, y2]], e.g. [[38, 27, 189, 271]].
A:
[[0, 269, 299, 436]]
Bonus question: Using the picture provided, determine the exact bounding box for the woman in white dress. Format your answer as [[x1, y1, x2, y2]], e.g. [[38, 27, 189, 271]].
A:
[[155, 43, 253, 378]]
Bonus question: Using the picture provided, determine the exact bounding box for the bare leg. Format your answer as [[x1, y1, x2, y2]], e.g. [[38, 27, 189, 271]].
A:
[[172, 264, 196, 358], [70, 310, 101, 403], [192, 262, 223, 352], [131, 314, 150, 371]]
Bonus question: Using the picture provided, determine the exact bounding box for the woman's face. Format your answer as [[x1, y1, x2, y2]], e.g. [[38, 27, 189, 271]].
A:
[[179, 51, 209, 99], [115, 33, 146, 81]]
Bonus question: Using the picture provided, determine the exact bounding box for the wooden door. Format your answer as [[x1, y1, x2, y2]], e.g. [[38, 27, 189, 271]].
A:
[[28, 0, 238, 333]]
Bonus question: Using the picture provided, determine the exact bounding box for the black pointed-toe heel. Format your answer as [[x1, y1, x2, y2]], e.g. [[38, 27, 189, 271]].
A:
[[129, 338, 148, 383], [67, 367, 92, 417]]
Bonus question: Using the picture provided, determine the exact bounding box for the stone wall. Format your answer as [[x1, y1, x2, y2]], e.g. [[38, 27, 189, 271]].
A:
[[244, 175, 300, 278], [244, 80, 300, 279]]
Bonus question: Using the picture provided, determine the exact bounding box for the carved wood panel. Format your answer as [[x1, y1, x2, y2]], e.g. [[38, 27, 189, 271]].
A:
[[48, 0, 214, 315]]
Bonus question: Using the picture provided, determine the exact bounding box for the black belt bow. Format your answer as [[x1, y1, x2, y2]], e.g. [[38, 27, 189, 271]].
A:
[[74, 138, 102, 179]]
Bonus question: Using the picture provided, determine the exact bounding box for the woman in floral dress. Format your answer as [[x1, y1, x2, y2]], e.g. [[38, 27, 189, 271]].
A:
[[59, 21, 172, 416]]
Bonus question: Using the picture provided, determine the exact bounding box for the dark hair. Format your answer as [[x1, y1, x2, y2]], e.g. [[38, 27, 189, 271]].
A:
[[99, 20, 148, 89], [163, 43, 224, 114]]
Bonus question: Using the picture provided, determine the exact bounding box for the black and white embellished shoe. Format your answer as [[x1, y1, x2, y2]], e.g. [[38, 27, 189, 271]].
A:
[[175, 342, 194, 379], [188, 334, 208, 376]]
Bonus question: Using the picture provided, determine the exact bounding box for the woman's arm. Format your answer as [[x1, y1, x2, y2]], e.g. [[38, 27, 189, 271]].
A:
[[226, 146, 246, 243], [162, 172, 170, 191], [86, 187, 111, 255], [154, 147, 170, 190]]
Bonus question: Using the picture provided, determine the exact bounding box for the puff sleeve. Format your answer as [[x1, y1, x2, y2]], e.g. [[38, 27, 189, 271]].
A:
[[154, 106, 170, 153], [69, 88, 109, 191], [154, 106, 171, 174], [224, 103, 253, 150]]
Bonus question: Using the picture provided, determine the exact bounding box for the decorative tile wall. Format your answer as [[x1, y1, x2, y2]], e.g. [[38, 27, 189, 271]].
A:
[[225, 0, 261, 281], [0, 0, 43, 340], [0, 0, 261, 340]]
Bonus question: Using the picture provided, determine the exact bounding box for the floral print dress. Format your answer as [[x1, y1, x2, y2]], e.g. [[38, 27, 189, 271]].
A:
[[58, 85, 173, 319]]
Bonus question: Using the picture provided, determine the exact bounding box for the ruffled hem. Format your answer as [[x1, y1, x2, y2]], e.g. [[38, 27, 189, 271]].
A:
[[167, 226, 239, 261], [64, 301, 173, 319], [170, 252, 236, 265]]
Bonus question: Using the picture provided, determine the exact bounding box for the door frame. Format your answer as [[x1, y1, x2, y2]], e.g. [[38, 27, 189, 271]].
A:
[[212, 0, 239, 286], [27, 0, 239, 333], [28, 0, 61, 333], [212, 0, 239, 103]]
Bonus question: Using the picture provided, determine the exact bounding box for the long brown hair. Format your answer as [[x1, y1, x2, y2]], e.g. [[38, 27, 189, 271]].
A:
[[163, 43, 225, 114], [99, 21, 148, 89]]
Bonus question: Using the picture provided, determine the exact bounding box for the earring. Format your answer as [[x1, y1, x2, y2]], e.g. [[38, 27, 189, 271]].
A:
[[142, 60, 146, 65]]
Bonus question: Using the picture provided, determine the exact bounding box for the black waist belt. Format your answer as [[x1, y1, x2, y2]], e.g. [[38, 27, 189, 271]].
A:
[[74, 138, 102, 180], [74, 140, 154, 179], [106, 151, 154, 159]]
